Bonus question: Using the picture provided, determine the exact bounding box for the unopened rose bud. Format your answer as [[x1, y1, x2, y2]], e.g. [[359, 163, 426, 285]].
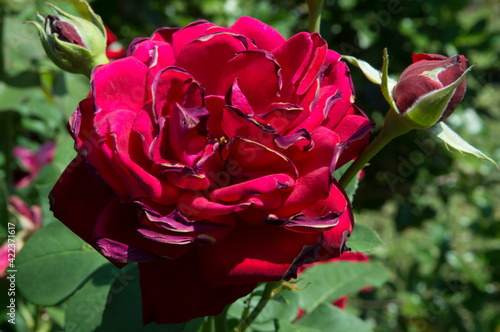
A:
[[393, 53, 469, 126], [26, 1, 108, 77]]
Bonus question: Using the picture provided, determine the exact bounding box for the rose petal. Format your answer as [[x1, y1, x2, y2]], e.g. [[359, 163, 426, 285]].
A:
[[231, 16, 286, 51], [198, 222, 321, 285], [274, 127, 340, 217], [49, 158, 114, 245], [92, 57, 147, 114], [264, 210, 342, 233], [210, 173, 294, 203], [175, 33, 249, 95], [93, 199, 193, 262], [139, 251, 257, 324], [218, 50, 281, 112], [171, 20, 215, 57]]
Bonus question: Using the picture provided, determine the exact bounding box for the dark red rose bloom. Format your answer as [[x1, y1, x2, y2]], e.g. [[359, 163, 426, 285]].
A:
[[393, 53, 468, 121], [50, 17, 372, 324]]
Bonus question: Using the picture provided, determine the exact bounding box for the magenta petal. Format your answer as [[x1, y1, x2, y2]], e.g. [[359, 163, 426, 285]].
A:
[[230, 16, 286, 52], [296, 34, 327, 96], [274, 127, 340, 217], [143, 208, 231, 234], [92, 199, 158, 263], [321, 60, 355, 129], [152, 66, 195, 119], [221, 137, 298, 181], [92, 57, 147, 114], [272, 32, 313, 90], [168, 103, 210, 166], [177, 192, 249, 218], [175, 33, 249, 95], [218, 50, 281, 112], [171, 20, 215, 57], [264, 210, 342, 233], [210, 173, 294, 203]]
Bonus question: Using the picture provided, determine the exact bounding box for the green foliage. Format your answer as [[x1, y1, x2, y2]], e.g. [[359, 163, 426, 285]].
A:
[[288, 303, 373, 332], [16, 222, 108, 306], [296, 261, 391, 314], [348, 223, 383, 253]]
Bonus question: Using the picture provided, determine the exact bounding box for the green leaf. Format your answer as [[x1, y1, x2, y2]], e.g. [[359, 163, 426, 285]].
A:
[[381, 49, 399, 113], [275, 319, 319, 332], [428, 122, 497, 167], [295, 261, 391, 313], [294, 303, 373, 332], [96, 264, 143, 331], [348, 223, 383, 252], [17, 222, 108, 306], [65, 263, 120, 332], [343, 55, 384, 86]]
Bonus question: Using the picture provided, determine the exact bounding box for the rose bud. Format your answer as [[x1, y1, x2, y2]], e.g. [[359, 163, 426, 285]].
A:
[[392, 53, 470, 128], [27, 0, 108, 77]]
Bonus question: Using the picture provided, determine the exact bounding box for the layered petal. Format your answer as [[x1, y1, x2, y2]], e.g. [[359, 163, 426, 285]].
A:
[[139, 251, 257, 324]]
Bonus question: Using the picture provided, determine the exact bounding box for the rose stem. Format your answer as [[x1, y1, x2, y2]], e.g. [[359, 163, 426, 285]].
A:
[[233, 282, 279, 332], [213, 305, 229, 332], [339, 108, 413, 188], [306, 0, 324, 33]]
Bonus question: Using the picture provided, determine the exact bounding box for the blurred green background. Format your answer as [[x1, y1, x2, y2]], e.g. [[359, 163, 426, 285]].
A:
[[1, 0, 499, 331]]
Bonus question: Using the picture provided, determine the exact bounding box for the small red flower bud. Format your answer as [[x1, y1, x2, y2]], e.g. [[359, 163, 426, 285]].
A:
[[46, 15, 85, 47], [393, 53, 468, 121]]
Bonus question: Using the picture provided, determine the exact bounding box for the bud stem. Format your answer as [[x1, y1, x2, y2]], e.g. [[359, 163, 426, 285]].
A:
[[85, 52, 110, 78], [339, 108, 413, 188]]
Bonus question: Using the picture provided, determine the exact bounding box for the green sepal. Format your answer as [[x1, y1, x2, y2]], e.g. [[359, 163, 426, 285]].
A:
[[24, 20, 75, 73], [429, 122, 498, 168], [381, 48, 399, 113]]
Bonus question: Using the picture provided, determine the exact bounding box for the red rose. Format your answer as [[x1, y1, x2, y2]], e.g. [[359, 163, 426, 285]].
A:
[[50, 17, 372, 324], [393, 53, 468, 121]]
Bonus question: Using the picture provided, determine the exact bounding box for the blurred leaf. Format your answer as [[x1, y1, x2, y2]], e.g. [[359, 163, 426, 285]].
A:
[[348, 223, 383, 252], [275, 319, 318, 332], [296, 261, 391, 313], [0, 181, 9, 238], [0, 83, 37, 111], [286, 303, 372, 331], [429, 122, 497, 167], [52, 71, 90, 118], [17, 221, 108, 306]]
